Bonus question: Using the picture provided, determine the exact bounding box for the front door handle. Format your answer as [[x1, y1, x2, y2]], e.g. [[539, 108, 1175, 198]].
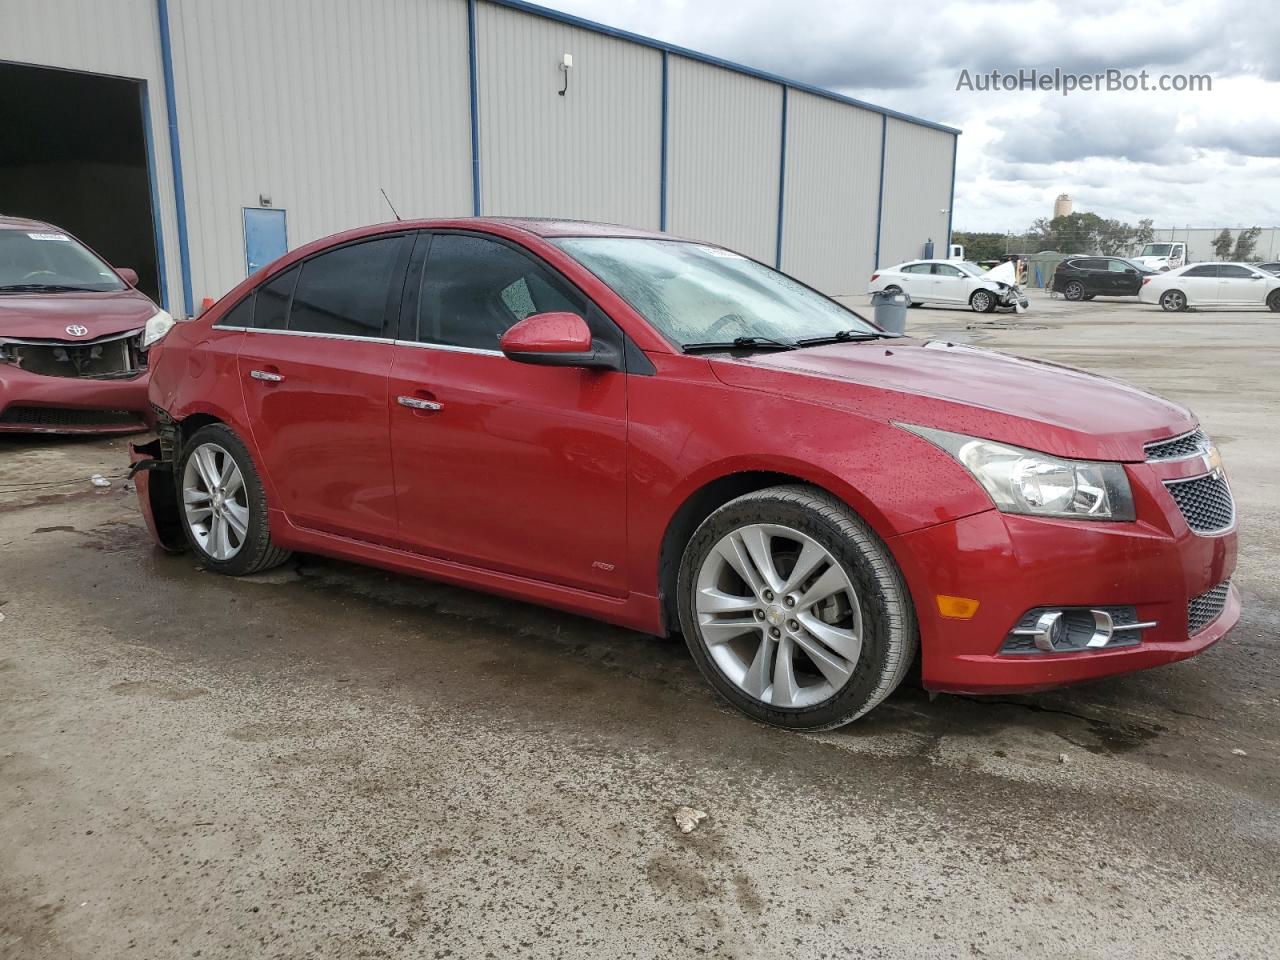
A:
[[250, 369, 284, 382], [397, 395, 443, 411]]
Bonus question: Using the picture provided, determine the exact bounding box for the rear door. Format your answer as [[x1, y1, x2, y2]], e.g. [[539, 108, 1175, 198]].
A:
[[898, 263, 933, 300], [1217, 264, 1266, 304], [236, 232, 411, 544], [387, 231, 629, 595], [1178, 264, 1221, 304]]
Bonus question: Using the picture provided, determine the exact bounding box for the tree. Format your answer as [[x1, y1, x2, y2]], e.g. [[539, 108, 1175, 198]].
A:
[[1097, 218, 1137, 255], [1212, 228, 1234, 260], [949, 231, 1007, 261], [1233, 226, 1261, 262], [1133, 218, 1155, 250]]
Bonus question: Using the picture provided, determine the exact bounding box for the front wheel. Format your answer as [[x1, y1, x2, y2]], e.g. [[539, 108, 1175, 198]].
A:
[[177, 423, 291, 575], [1161, 289, 1188, 312], [1268, 290, 1280, 312], [970, 289, 997, 313], [677, 486, 917, 730]]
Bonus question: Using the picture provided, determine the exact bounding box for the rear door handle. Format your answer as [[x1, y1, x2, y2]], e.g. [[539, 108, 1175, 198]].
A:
[[397, 395, 443, 411], [250, 369, 284, 382]]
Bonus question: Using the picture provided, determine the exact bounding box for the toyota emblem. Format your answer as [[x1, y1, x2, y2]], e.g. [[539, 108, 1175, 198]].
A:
[[65, 324, 89, 337]]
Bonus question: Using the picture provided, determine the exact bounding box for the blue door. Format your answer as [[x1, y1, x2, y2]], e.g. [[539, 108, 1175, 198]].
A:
[[243, 207, 288, 277]]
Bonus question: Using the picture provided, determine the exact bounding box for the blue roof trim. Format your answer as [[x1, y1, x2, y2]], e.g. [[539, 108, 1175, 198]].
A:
[[775, 87, 787, 269], [874, 113, 886, 269], [156, 0, 194, 317], [485, 0, 961, 136], [659, 50, 669, 232], [468, 0, 483, 216], [946, 136, 958, 251]]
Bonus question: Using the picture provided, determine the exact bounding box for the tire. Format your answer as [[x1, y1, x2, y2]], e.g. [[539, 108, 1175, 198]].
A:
[[970, 289, 997, 313], [882, 284, 903, 297], [1268, 290, 1280, 313], [1160, 289, 1188, 312], [176, 423, 291, 575], [1063, 280, 1086, 301], [677, 485, 918, 731]]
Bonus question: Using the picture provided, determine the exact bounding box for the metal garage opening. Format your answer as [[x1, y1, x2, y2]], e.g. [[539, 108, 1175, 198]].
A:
[[0, 61, 162, 303]]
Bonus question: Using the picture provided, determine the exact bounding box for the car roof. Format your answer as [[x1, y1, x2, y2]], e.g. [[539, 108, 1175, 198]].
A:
[[0, 214, 58, 232], [407, 217, 675, 240]]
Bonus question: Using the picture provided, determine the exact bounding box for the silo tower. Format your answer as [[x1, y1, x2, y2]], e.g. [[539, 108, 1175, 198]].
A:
[[1054, 194, 1073, 219]]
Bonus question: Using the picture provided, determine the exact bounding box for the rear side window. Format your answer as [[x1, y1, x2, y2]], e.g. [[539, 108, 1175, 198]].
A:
[[289, 236, 404, 338], [415, 234, 585, 351], [1219, 265, 1258, 278], [1183, 265, 1218, 278], [255, 265, 298, 330], [901, 263, 930, 274]]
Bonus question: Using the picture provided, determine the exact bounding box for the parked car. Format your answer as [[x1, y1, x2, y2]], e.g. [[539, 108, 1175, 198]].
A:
[[868, 259, 1028, 312], [1139, 262, 1280, 312], [1257, 261, 1280, 276], [0, 216, 170, 433], [1132, 242, 1187, 272], [131, 218, 1238, 730], [1052, 256, 1155, 300]]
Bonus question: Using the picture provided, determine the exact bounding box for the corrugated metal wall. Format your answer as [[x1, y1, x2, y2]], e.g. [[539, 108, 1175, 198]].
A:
[[780, 92, 882, 296], [878, 118, 957, 268], [476, 2, 662, 228], [0, 0, 186, 311], [1150, 227, 1280, 263], [165, 0, 474, 303], [666, 56, 783, 265]]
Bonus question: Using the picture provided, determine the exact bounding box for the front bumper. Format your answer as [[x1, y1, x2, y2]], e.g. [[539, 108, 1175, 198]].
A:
[[890, 466, 1239, 693], [0, 363, 152, 433]]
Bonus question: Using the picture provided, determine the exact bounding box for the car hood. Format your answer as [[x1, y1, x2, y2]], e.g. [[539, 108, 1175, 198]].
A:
[[710, 339, 1195, 462], [0, 288, 158, 340]]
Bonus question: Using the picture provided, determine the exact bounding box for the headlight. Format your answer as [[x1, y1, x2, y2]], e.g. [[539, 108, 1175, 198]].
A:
[[901, 425, 1135, 521], [141, 309, 175, 348]]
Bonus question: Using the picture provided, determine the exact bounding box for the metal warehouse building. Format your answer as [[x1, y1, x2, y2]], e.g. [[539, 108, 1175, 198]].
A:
[[1, 0, 959, 316]]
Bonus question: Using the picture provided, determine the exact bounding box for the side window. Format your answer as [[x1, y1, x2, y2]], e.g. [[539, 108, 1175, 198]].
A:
[[901, 263, 929, 274], [934, 264, 964, 278], [416, 234, 586, 350], [1106, 260, 1130, 272], [255, 265, 298, 330], [289, 236, 404, 338], [1183, 265, 1218, 278], [1219, 265, 1256, 278], [215, 294, 255, 328]]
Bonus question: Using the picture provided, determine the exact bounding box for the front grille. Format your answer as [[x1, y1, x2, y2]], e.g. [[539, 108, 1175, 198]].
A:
[[8, 336, 143, 379], [1188, 580, 1231, 636], [1145, 429, 1208, 461], [0, 406, 142, 427], [1165, 472, 1235, 534]]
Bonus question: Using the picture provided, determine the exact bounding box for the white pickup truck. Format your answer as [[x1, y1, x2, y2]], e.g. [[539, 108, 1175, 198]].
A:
[[1131, 242, 1187, 272]]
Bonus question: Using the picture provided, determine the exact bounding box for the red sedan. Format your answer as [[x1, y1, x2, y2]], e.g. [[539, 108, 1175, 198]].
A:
[[131, 218, 1239, 729], [0, 216, 170, 433]]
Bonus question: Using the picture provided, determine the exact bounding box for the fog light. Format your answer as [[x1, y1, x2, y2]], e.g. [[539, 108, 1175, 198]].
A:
[[1030, 610, 1067, 651]]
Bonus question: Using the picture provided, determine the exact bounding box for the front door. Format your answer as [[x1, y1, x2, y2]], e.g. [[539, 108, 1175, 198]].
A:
[[237, 232, 411, 544], [388, 231, 629, 596], [1216, 264, 1265, 304], [930, 262, 969, 302]]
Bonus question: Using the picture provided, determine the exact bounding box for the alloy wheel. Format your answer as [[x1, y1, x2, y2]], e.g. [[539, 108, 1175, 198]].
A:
[[182, 442, 249, 561], [1162, 290, 1187, 311], [971, 290, 992, 312], [1065, 281, 1084, 301], [694, 523, 863, 708]]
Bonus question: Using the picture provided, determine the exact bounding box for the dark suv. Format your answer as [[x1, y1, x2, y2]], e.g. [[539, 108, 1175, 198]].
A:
[[1052, 257, 1154, 300]]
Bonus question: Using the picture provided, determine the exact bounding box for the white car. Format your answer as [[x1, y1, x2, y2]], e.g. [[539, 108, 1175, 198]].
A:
[[1139, 262, 1280, 312], [1132, 242, 1187, 272], [868, 260, 1028, 313]]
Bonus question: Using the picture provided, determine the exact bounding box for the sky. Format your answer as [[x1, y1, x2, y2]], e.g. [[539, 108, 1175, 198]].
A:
[[543, 0, 1280, 233]]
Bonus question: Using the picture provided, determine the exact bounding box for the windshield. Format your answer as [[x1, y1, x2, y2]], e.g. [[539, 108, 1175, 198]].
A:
[[552, 237, 876, 347], [0, 229, 124, 293], [1140, 244, 1173, 257]]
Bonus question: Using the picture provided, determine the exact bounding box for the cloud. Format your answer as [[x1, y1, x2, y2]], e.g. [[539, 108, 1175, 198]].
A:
[[545, 0, 1280, 230]]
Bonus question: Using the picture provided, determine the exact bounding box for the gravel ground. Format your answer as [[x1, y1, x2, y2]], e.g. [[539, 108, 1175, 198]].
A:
[[2, 289, 1277, 958]]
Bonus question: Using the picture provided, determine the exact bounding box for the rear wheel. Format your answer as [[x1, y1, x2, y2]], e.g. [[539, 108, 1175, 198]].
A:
[[1161, 289, 1188, 312], [970, 289, 996, 313], [677, 485, 917, 730], [883, 284, 903, 296], [177, 424, 291, 575], [1063, 280, 1086, 301]]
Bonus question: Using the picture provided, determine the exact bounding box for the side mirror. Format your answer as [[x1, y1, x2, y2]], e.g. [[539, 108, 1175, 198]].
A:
[[116, 267, 139, 287], [500, 312, 620, 370]]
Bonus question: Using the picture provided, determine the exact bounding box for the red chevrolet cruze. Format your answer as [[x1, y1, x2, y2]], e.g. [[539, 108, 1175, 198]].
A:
[[0, 216, 171, 433], [131, 218, 1239, 729]]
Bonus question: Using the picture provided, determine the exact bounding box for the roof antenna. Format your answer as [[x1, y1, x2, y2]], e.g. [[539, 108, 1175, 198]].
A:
[[380, 187, 402, 222]]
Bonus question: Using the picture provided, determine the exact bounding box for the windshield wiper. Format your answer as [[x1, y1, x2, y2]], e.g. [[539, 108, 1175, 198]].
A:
[[793, 329, 900, 348], [682, 335, 796, 354], [0, 283, 100, 293]]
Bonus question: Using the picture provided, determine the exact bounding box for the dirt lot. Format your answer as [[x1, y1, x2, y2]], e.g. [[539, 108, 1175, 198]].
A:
[[2, 289, 1277, 959]]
